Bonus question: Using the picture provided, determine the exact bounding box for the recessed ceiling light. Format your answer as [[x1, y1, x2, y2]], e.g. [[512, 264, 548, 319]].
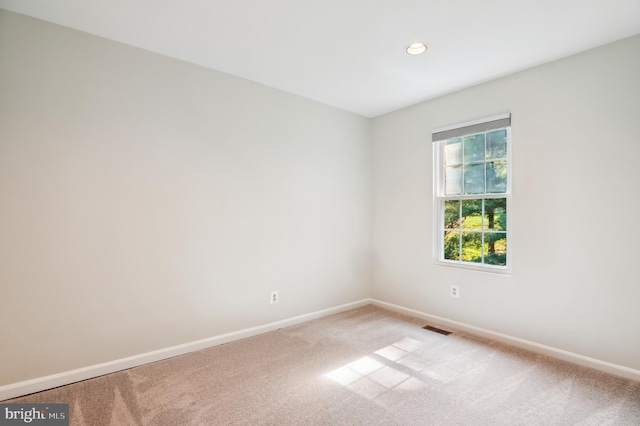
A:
[[406, 42, 427, 55]]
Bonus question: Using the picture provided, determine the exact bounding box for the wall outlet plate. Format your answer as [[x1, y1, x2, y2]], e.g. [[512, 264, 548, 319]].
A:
[[270, 291, 279, 304], [450, 285, 460, 298]]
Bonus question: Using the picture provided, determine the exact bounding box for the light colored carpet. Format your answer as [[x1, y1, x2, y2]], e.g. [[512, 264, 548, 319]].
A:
[[5, 305, 640, 425]]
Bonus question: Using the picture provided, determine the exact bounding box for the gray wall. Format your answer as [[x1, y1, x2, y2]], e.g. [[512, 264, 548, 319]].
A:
[[371, 34, 640, 370], [0, 10, 371, 386]]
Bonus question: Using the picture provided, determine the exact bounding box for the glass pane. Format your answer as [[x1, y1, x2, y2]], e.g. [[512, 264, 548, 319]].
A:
[[461, 199, 482, 230], [483, 198, 507, 231], [461, 232, 482, 263], [445, 166, 462, 195], [444, 200, 460, 229], [445, 138, 462, 166], [486, 129, 507, 160], [464, 164, 484, 194], [443, 230, 460, 260], [463, 134, 485, 163], [486, 160, 507, 193], [485, 233, 507, 266]]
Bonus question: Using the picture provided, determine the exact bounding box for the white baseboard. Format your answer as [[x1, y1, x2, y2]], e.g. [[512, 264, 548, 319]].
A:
[[369, 298, 640, 382], [0, 299, 370, 401]]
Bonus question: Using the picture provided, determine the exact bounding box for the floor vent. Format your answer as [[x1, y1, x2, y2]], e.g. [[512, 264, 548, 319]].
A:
[[422, 325, 452, 335]]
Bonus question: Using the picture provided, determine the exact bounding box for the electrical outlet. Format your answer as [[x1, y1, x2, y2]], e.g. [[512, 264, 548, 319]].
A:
[[450, 285, 460, 298], [270, 291, 279, 304]]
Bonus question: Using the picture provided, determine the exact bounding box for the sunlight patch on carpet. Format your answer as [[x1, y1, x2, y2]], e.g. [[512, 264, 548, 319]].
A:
[[324, 337, 430, 402]]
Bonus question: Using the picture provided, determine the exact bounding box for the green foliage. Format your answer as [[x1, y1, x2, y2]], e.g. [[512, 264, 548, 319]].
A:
[[485, 252, 507, 266], [444, 200, 460, 229], [442, 198, 507, 266], [443, 231, 459, 261], [461, 232, 482, 263]]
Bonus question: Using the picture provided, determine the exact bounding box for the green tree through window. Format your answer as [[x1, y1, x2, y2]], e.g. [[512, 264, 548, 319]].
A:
[[443, 198, 506, 265], [433, 116, 510, 269]]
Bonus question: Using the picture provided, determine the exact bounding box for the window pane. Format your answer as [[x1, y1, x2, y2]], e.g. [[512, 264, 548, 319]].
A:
[[461, 199, 482, 230], [443, 230, 460, 260], [483, 198, 507, 231], [464, 164, 484, 194], [486, 129, 507, 160], [485, 233, 507, 266], [464, 134, 485, 163], [445, 166, 462, 195], [461, 232, 482, 263], [444, 200, 460, 229], [445, 138, 462, 166], [436, 123, 509, 270], [486, 160, 507, 193]]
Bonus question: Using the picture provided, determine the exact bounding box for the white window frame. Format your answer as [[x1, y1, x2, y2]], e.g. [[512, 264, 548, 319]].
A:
[[432, 114, 512, 273]]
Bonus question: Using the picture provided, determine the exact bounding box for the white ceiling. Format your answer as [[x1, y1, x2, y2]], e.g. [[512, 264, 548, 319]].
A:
[[1, 0, 639, 117]]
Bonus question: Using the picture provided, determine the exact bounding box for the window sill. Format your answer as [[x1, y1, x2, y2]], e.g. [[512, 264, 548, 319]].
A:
[[434, 259, 512, 276]]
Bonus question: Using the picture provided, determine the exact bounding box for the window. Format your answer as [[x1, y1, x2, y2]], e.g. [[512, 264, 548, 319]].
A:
[[433, 114, 511, 270]]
